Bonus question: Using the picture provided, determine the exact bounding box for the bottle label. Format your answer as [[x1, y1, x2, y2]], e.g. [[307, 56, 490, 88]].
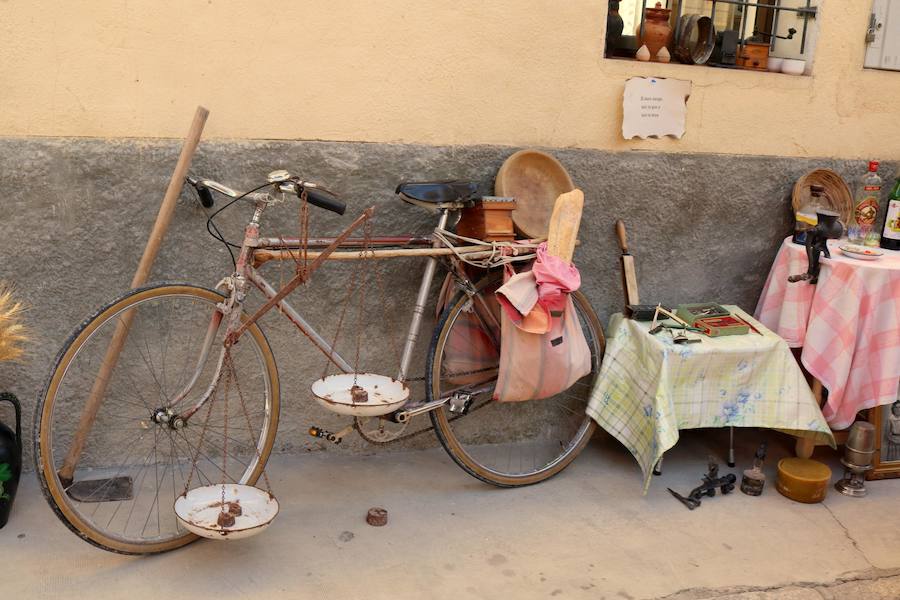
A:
[[864, 185, 882, 192], [855, 197, 879, 226], [885, 200, 900, 241]]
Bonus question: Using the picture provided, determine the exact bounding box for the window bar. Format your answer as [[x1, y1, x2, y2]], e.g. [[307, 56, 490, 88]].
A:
[[704, 0, 815, 13], [770, 0, 781, 52], [799, 0, 811, 54], [739, 0, 748, 43]]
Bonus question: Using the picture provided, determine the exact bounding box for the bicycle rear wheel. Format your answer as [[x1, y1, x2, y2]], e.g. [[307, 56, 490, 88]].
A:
[[427, 272, 604, 487], [35, 283, 280, 554]]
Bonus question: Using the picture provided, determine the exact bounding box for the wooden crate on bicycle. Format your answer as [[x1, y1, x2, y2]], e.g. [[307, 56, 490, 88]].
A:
[[456, 196, 517, 242]]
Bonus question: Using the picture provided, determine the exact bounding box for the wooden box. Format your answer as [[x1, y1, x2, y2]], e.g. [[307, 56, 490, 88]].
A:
[[457, 196, 517, 242]]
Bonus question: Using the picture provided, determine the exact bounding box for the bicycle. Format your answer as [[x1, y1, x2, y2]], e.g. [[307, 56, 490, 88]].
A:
[[34, 169, 606, 554]]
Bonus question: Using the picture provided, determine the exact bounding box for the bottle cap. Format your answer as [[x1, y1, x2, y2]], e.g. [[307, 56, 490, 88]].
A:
[[869, 161, 879, 172]]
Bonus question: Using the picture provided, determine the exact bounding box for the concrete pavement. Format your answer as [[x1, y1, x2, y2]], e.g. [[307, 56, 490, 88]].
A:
[[6, 428, 900, 599]]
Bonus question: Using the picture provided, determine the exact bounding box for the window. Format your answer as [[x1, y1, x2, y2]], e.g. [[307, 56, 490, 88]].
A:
[[865, 0, 900, 71], [606, 0, 818, 74]]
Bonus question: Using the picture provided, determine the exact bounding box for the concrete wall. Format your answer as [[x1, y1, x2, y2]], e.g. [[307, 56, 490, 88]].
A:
[[2, 1, 899, 159], [1, 136, 895, 464]]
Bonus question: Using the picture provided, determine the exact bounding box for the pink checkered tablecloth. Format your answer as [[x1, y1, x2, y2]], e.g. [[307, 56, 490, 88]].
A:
[[755, 237, 900, 429]]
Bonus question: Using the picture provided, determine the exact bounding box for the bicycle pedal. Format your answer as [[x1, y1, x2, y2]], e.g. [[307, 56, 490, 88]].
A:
[[66, 476, 134, 503], [308, 425, 344, 445]]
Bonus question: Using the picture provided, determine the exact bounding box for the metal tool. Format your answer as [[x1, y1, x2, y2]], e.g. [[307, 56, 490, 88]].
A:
[[668, 459, 737, 510]]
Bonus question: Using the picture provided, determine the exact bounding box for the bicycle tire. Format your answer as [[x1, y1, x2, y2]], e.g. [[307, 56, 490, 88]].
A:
[[35, 283, 280, 554], [427, 271, 604, 487]]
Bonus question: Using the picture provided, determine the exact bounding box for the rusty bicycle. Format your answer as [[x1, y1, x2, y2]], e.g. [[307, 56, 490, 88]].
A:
[[34, 170, 605, 554]]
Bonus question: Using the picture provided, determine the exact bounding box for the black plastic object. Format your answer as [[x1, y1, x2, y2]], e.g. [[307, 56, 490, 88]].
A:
[[185, 176, 215, 208], [0, 393, 21, 528], [303, 186, 346, 215], [197, 187, 214, 208], [395, 181, 479, 204]]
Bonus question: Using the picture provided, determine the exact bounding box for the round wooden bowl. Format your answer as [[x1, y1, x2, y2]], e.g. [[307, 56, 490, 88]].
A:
[[792, 169, 853, 228], [494, 150, 575, 239]]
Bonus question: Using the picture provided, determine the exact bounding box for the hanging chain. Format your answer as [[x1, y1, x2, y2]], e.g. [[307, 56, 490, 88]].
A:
[[351, 217, 374, 385], [321, 212, 371, 379], [297, 188, 310, 278], [220, 355, 231, 508], [226, 349, 273, 495], [181, 370, 220, 496]]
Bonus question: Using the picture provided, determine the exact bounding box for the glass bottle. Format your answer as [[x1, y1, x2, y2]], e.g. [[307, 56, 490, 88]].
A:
[[849, 161, 882, 244], [881, 178, 900, 251]]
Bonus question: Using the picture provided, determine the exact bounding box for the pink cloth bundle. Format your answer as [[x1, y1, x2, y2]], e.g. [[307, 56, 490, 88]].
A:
[[496, 243, 582, 334]]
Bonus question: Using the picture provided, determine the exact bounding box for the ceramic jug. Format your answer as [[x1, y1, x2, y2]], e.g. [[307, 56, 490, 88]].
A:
[[0, 393, 21, 528], [638, 2, 673, 62]]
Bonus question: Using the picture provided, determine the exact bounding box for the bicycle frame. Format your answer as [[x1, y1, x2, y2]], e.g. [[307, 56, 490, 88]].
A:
[[170, 197, 498, 423]]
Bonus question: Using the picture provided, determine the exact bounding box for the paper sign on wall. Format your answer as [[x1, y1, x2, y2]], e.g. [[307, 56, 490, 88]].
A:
[[622, 77, 691, 140]]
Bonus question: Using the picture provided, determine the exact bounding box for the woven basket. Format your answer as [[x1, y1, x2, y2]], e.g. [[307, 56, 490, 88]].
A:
[[792, 169, 853, 227]]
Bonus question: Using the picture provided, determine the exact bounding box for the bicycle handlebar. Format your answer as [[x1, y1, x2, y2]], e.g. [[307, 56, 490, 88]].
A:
[[300, 184, 346, 216], [186, 174, 346, 216]]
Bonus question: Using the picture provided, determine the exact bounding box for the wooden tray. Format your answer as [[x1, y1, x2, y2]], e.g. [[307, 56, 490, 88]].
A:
[[792, 169, 853, 228], [494, 150, 575, 239]]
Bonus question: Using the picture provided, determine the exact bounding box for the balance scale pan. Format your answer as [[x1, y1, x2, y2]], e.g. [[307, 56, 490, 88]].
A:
[[174, 484, 279, 540], [311, 373, 410, 417]]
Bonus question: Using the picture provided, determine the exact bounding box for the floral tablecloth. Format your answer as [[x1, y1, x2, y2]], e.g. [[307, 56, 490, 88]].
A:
[[586, 307, 834, 491], [755, 238, 900, 429]]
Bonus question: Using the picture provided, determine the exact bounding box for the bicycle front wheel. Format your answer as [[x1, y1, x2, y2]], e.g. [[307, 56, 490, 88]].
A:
[[427, 272, 605, 487], [35, 283, 280, 554]]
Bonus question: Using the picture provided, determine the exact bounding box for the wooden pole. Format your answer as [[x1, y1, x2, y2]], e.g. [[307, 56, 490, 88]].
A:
[[58, 106, 209, 485]]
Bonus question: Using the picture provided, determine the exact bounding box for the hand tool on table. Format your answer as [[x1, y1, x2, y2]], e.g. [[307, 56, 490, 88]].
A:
[[668, 458, 737, 510], [615, 220, 640, 308]]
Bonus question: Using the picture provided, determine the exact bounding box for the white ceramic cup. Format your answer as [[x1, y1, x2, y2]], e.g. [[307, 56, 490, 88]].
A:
[[781, 58, 806, 75]]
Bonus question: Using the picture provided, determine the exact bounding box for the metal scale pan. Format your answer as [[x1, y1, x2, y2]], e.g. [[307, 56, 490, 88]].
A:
[[174, 484, 279, 541], [311, 373, 410, 417]]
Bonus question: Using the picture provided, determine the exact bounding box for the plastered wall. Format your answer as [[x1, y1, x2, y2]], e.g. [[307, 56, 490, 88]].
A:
[[1, 0, 898, 159]]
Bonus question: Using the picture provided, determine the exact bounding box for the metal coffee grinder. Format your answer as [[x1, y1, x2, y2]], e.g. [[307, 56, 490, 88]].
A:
[[835, 421, 877, 497]]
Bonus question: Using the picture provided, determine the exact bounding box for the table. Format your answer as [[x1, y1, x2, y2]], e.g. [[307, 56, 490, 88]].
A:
[[755, 238, 900, 432], [586, 307, 835, 491]]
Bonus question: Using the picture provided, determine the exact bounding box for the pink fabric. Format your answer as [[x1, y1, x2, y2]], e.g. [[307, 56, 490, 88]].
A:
[[755, 238, 900, 429], [532, 243, 582, 312]]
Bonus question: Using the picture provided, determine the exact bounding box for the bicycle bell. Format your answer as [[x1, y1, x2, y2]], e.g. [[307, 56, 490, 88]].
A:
[[267, 169, 291, 184]]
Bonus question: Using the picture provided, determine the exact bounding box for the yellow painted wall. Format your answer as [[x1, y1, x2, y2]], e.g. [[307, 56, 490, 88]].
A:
[[0, 0, 897, 159]]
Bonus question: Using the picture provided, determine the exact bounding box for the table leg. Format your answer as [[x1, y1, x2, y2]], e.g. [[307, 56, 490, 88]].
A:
[[795, 436, 816, 459], [795, 378, 825, 458], [728, 426, 736, 467]]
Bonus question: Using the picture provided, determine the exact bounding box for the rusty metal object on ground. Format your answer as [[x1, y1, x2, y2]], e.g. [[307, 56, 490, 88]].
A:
[[366, 507, 388, 527]]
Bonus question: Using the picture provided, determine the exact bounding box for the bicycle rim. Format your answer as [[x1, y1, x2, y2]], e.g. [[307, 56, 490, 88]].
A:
[[35, 284, 280, 554], [428, 274, 604, 487]]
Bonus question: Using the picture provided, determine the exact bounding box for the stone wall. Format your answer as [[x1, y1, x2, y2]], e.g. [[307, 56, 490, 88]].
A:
[[1, 137, 895, 466]]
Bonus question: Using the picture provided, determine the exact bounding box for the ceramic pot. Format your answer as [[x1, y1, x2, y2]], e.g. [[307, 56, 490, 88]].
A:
[[606, 0, 624, 55], [638, 2, 673, 62], [0, 393, 21, 529]]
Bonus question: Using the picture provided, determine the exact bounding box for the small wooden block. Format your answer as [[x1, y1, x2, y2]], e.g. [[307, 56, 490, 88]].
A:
[[366, 507, 388, 526]]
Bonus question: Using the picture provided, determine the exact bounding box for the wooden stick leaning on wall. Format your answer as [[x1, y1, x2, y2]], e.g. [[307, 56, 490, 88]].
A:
[[58, 106, 210, 486]]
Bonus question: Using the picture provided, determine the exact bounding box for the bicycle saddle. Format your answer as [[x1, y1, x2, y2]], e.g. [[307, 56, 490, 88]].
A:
[[395, 181, 479, 206]]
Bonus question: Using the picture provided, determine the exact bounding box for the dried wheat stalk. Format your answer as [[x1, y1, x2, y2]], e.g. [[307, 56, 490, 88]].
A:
[[0, 284, 27, 363]]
